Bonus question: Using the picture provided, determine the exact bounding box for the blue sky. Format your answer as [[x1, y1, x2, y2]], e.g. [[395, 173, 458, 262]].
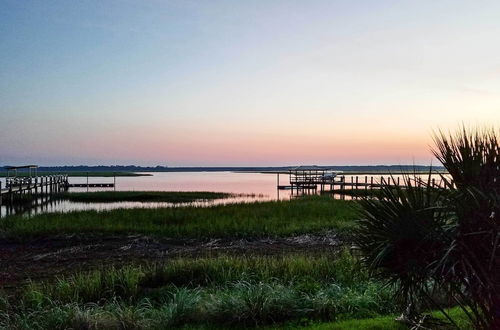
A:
[[1, 0, 499, 165]]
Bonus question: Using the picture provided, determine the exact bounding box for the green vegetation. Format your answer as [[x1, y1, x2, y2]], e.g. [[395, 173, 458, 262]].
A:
[[0, 196, 358, 240], [354, 127, 500, 329], [55, 191, 232, 203], [297, 307, 470, 330], [5, 127, 489, 329], [328, 189, 386, 198], [297, 315, 407, 330], [0, 171, 150, 177], [0, 252, 402, 329]]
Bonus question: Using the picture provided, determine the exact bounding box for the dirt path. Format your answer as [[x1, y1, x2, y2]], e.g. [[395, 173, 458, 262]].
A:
[[0, 232, 343, 289]]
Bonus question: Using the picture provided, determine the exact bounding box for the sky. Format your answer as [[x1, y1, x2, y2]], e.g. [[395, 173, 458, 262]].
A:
[[1, 0, 500, 166]]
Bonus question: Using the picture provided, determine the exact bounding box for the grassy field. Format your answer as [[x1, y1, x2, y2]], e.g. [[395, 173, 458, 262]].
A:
[[0, 252, 402, 329], [0, 171, 150, 177], [0, 252, 468, 329], [299, 307, 471, 330], [55, 191, 233, 203], [0, 195, 467, 328], [0, 196, 358, 240]]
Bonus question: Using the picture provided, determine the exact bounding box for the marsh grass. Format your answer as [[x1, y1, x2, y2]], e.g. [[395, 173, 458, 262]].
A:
[[0, 196, 358, 240], [54, 191, 232, 203], [328, 189, 387, 198], [22, 252, 365, 305], [142, 251, 366, 290], [1, 252, 398, 328]]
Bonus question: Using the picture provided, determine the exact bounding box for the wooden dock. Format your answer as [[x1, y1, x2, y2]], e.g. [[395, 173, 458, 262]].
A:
[[0, 174, 69, 206], [276, 166, 448, 195], [68, 183, 115, 187]]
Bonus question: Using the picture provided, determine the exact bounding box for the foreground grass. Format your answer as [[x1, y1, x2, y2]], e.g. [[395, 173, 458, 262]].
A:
[[328, 189, 386, 198], [0, 252, 400, 329], [299, 307, 471, 330], [0, 196, 358, 240], [0, 252, 468, 329], [294, 315, 407, 330], [55, 191, 233, 203]]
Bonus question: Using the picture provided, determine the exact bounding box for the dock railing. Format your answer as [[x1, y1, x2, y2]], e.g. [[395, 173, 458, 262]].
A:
[[1, 174, 69, 206]]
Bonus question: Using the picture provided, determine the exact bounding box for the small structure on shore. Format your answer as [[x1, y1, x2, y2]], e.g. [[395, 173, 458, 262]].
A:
[[276, 165, 449, 198], [288, 165, 342, 191], [4, 164, 39, 178], [276, 165, 343, 192]]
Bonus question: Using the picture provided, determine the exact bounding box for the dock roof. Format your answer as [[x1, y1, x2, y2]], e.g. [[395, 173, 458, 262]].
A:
[[291, 165, 336, 171], [4, 165, 38, 170]]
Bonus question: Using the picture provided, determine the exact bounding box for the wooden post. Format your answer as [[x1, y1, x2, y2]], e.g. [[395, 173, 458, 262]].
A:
[[370, 176, 374, 193], [9, 181, 13, 204], [341, 176, 345, 195]]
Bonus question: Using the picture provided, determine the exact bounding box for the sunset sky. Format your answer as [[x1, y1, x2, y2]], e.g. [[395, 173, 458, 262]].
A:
[[1, 0, 500, 166]]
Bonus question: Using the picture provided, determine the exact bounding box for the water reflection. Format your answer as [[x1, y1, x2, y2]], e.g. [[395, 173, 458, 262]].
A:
[[0, 172, 448, 217]]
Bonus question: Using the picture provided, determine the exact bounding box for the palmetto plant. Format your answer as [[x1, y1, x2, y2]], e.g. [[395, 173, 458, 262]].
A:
[[354, 127, 500, 329]]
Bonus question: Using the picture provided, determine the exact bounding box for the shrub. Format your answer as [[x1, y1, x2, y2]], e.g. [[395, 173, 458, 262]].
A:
[[353, 127, 500, 329]]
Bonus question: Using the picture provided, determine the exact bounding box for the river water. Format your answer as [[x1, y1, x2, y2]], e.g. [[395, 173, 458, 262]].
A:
[[0, 171, 447, 217]]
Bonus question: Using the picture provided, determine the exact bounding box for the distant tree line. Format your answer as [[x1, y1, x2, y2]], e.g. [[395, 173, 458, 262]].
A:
[[0, 165, 445, 173]]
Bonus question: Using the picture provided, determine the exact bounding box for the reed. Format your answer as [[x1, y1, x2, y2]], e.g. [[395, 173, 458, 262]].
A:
[[3, 252, 398, 328], [0, 196, 358, 240], [55, 191, 232, 203]]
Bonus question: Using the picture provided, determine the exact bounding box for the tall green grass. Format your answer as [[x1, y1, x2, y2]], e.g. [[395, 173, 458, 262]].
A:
[[299, 307, 471, 330], [0, 196, 358, 240], [55, 191, 232, 203], [22, 252, 366, 305], [2, 252, 397, 328]]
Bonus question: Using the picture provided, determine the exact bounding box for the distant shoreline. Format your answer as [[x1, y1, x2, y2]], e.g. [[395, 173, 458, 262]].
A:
[[0, 165, 446, 174], [0, 171, 151, 177]]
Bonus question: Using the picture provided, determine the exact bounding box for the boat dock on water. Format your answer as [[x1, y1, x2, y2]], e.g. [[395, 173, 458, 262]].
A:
[[275, 165, 447, 194], [0, 165, 116, 207]]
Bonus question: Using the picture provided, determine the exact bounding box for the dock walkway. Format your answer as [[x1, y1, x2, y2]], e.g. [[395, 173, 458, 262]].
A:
[[0, 175, 69, 205]]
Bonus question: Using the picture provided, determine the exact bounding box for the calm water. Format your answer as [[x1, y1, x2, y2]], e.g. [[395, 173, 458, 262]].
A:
[[0, 171, 448, 217], [0, 172, 285, 217]]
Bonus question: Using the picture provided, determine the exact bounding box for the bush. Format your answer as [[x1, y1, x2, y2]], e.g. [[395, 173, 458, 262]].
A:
[[353, 127, 500, 329]]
